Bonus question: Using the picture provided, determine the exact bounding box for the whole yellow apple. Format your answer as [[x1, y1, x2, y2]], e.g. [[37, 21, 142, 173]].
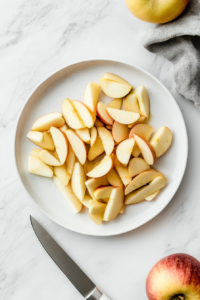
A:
[[125, 0, 189, 23]]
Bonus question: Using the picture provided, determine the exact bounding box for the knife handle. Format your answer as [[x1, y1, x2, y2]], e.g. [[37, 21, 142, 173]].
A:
[[86, 287, 110, 300]]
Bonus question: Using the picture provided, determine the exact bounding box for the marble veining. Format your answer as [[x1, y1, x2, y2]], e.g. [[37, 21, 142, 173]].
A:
[[1, 0, 200, 299]]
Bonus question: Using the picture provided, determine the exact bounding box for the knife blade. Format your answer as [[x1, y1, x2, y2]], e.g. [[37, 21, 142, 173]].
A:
[[30, 216, 110, 300]]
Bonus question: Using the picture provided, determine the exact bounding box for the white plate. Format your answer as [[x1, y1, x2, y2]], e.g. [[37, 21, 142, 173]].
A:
[[14, 59, 188, 236]]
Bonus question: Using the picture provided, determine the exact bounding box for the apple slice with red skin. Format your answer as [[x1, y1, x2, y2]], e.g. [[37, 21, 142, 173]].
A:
[[97, 102, 113, 125], [31, 112, 65, 131], [129, 124, 153, 140], [128, 116, 147, 128], [116, 138, 135, 166], [107, 98, 123, 110], [85, 176, 109, 200], [86, 154, 114, 178], [65, 130, 87, 165], [106, 107, 140, 125], [97, 127, 114, 156], [124, 90, 140, 113], [133, 133, 156, 165], [112, 121, 129, 143], [146, 253, 200, 300], [71, 100, 95, 128]]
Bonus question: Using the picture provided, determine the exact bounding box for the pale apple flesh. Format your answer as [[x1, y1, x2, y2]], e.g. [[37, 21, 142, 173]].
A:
[[83, 82, 101, 114], [90, 126, 97, 146], [133, 133, 156, 165], [54, 164, 71, 186], [146, 253, 200, 300], [129, 123, 153, 140], [28, 156, 53, 177], [31, 112, 65, 131], [88, 136, 104, 161], [89, 201, 107, 215], [116, 138, 135, 166], [39, 150, 61, 166], [72, 100, 95, 128], [150, 126, 173, 158], [65, 130, 87, 165], [97, 127, 114, 156], [86, 154, 114, 178], [112, 121, 129, 143], [103, 187, 124, 221], [97, 102, 113, 125], [62, 98, 85, 129], [106, 168, 123, 188], [145, 190, 160, 201], [27, 131, 55, 151], [128, 157, 150, 177], [94, 186, 113, 199], [85, 176, 109, 200], [75, 128, 91, 144], [100, 73, 133, 98], [66, 144, 75, 176], [115, 165, 132, 186], [71, 162, 86, 201], [107, 98, 123, 110], [50, 127, 68, 164], [106, 107, 140, 125]]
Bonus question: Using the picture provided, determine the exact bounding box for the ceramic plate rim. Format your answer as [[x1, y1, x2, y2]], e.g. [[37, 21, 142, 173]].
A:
[[14, 59, 188, 236]]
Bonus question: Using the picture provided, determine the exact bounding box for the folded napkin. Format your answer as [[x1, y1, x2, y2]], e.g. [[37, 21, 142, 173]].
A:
[[141, 0, 200, 110]]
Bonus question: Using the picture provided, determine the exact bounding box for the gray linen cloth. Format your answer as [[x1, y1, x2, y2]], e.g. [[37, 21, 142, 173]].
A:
[[141, 0, 200, 110]]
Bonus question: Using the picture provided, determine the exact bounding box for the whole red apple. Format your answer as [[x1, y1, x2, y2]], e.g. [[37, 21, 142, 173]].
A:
[[146, 253, 200, 300]]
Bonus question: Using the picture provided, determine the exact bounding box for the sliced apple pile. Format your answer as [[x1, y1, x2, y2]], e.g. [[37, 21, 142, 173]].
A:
[[26, 73, 173, 225]]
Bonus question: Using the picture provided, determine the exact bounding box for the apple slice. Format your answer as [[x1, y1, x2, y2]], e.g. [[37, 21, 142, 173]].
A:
[[84, 160, 95, 174], [94, 186, 113, 200], [135, 85, 150, 119], [62, 98, 85, 129], [128, 157, 150, 177], [119, 205, 125, 214], [89, 201, 107, 215], [31, 112, 65, 131], [133, 133, 156, 165], [131, 144, 141, 157], [85, 176, 109, 200], [71, 162, 86, 201], [65, 130, 87, 165], [53, 176, 82, 213], [54, 165, 71, 186], [106, 168, 123, 188], [100, 73, 133, 98], [116, 138, 135, 166], [97, 102, 113, 125], [27, 131, 54, 151], [83, 82, 101, 114], [106, 108, 140, 125], [50, 127, 68, 164], [80, 195, 93, 208], [30, 149, 41, 158], [105, 125, 112, 131], [124, 90, 140, 113], [150, 126, 173, 158], [89, 213, 104, 225], [39, 150, 61, 166], [125, 169, 165, 195], [107, 98, 123, 110], [72, 100, 95, 128], [66, 144, 75, 176], [115, 166, 132, 186], [129, 124, 153, 140], [125, 176, 167, 205], [88, 136, 104, 161], [90, 126, 97, 147], [75, 128, 91, 144], [97, 127, 114, 156], [128, 116, 147, 128], [59, 124, 68, 133], [86, 154, 114, 178], [103, 187, 123, 221], [112, 121, 129, 143], [28, 155, 53, 177], [94, 118, 104, 127], [145, 190, 160, 201]]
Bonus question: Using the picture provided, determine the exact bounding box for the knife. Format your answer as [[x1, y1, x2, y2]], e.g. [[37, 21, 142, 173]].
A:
[[30, 216, 110, 300]]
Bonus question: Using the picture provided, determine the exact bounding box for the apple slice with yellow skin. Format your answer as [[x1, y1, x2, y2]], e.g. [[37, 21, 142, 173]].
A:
[[94, 186, 113, 200], [106, 107, 140, 125], [31, 112, 65, 131], [97, 127, 114, 156], [128, 157, 150, 177], [125, 176, 167, 205], [129, 124, 153, 140], [94, 118, 104, 127], [133, 133, 156, 165], [112, 121, 129, 143], [103, 186, 124, 221], [116, 138, 135, 166], [106, 168, 123, 188], [30, 149, 42, 158], [86, 154, 114, 178], [28, 156, 53, 177], [66, 144, 75, 176], [54, 164, 71, 186], [75, 128, 91, 144], [72, 100, 95, 128], [89, 201, 107, 215], [125, 169, 165, 195], [88, 136, 104, 161], [79, 195, 93, 208], [83, 82, 101, 114], [150, 126, 173, 158], [50, 127, 68, 165], [39, 150, 61, 166], [124, 90, 140, 113], [89, 213, 104, 225], [71, 162, 86, 201], [115, 166, 132, 186], [85, 176, 109, 200], [100, 73, 133, 98], [97, 102, 113, 125], [90, 126, 97, 147], [27, 131, 55, 151], [53, 176, 82, 213], [105, 125, 112, 131], [62, 99, 85, 129], [128, 116, 147, 128], [145, 190, 160, 201], [65, 130, 87, 165], [107, 98, 123, 110]]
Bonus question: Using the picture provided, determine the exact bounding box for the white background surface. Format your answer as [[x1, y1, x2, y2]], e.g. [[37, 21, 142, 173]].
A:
[[1, 1, 200, 299]]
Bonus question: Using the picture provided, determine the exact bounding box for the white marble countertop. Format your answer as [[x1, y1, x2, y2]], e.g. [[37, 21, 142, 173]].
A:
[[1, 1, 200, 299]]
